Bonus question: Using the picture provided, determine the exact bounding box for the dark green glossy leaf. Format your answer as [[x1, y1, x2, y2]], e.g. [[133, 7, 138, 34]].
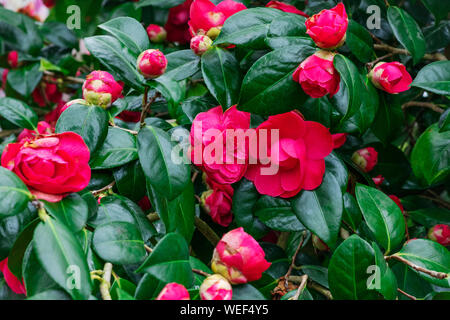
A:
[[6, 63, 42, 97], [346, 20, 375, 63], [372, 242, 398, 300], [342, 193, 362, 232], [162, 50, 200, 81], [408, 208, 450, 228], [254, 196, 304, 232], [43, 194, 88, 232], [265, 14, 311, 49], [112, 160, 146, 202], [136, 0, 185, 9], [411, 61, 450, 96], [0, 167, 32, 217], [0, 97, 38, 130], [232, 283, 266, 300]]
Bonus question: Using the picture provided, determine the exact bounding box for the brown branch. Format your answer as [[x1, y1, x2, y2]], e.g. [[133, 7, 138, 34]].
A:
[[144, 244, 153, 253], [140, 91, 161, 128], [419, 195, 450, 210], [43, 70, 85, 84], [91, 181, 116, 196], [386, 254, 449, 280], [373, 44, 447, 61], [307, 280, 333, 300], [284, 231, 306, 288], [147, 212, 160, 222], [397, 288, 417, 300], [109, 122, 138, 135], [366, 52, 395, 70], [192, 268, 211, 278], [194, 216, 220, 246], [402, 101, 444, 114], [291, 275, 308, 300]]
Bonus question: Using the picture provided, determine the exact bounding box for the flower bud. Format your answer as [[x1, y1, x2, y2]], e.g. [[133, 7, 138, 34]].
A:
[[1, 69, 8, 90], [388, 195, 404, 213], [200, 274, 232, 300], [82, 71, 123, 108], [146, 24, 167, 43], [7, 51, 18, 68], [293, 50, 340, 98], [201, 178, 233, 227], [305, 3, 348, 49], [266, 1, 308, 17], [351, 147, 378, 173], [156, 282, 190, 300], [428, 225, 450, 246], [211, 227, 271, 284], [190, 35, 213, 56], [137, 49, 168, 79], [372, 175, 385, 186], [312, 234, 329, 252], [43, 0, 55, 8], [369, 61, 412, 94]]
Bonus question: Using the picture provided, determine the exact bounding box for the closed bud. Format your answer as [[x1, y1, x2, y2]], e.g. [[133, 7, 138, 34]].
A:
[[368, 61, 412, 94], [146, 24, 167, 43], [82, 71, 123, 108], [156, 283, 190, 300], [428, 224, 450, 246], [7, 51, 19, 68], [190, 35, 213, 56], [351, 147, 378, 173], [200, 274, 232, 300], [137, 49, 168, 79]]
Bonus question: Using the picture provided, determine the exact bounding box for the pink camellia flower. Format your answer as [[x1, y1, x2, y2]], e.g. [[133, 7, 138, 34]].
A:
[[1, 69, 8, 90], [190, 106, 251, 185], [17, 121, 54, 142], [372, 174, 385, 186], [82, 71, 123, 108], [428, 225, 450, 246], [146, 24, 167, 43], [245, 111, 333, 198], [305, 3, 348, 49], [137, 49, 168, 79], [211, 227, 271, 284], [312, 234, 329, 252], [200, 274, 232, 300], [1, 132, 91, 202], [331, 133, 347, 149], [388, 195, 404, 213], [31, 82, 63, 107], [156, 283, 190, 300], [369, 61, 412, 94], [0, 258, 26, 295], [164, 0, 193, 44], [351, 147, 378, 173], [201, 178, 233, 227], [190, 35, 213, 56], [189, 0, 246, 39], [7, 51, 18, 68], [293, 50, 340, 99], [266, 1, 308, 18]]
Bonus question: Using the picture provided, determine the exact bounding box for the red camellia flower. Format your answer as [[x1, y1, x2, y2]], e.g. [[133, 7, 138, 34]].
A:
[[202, 178, 234, 227], [190, 105, 251, 185], [388, 195, 404, 213], [32, 82, 63, 107], [42, 0, 55, 8], [352, 147, 378, 173], [372, 174, 385, 186], [211, 227, 271, 284], [137, 49, 168, 79], [188, 0, 246, 39], [164, 0, 193, 44], [17, 121, 54, 142], [0, 258, 26, 295], [146, 24, 167, 43], [1, 69, 8, 90], [369, 61, 412, 94], [331, 133, 347, 149], [305, 3, 348, 49], [200, 274, 232, 300], [156, 283, 190, 300], [428, 224, 450, 246], [245, 111, 333, 198], [82, 71, 123, 108], [7, 51, 19, 68], [190, 35, 213, 56], [293, 50, 340, 98], [1, 132, 91, 202], [266, 1, 308, 18]]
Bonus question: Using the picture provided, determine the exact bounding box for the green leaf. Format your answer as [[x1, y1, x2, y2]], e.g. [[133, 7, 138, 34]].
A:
[[392, 263, 433, 300], [411, 61, 450, 96], [136, 0, 185, 9], [0, 167, 32, 217], [232, 284, 266, 300], [387, 6, 425, 64], [328, 235, 379, 300], [112, 160, 146, 202], [43, 194, 88, 232], [342, 193, 362, 232], [372, 242, 398, 300], [162, 50, 200, 82], [411, 123, 450, 186], [325, 152, 348, 193], [346, 20, 375, 63], [201, 47, 242, 108], [371, 96, 404, 144], [238, 44, 315, 115], [111, 277, 137, 300], [93, 221, 146, 265], [254, 196, 304, 232], [33, 218, 92, 300], [394, 239, 450, 288], [215, 7, 285, 49], [27, 289, 71, 300], [0, 97, 38, 130], [90, 127, 138, 169], [150, 76, 185, 118], [355, 184, 405, 254], [291, 171, 343, 247], [55, 104, 109, 154], [137, 125, 190, 200], [265, 14, 311, 49], [421, 0, 450, 23], [99, 17, 149, 57], [136, 233, 193, 288], [6, 63, 42, 97], [408, 207, 450, 228]]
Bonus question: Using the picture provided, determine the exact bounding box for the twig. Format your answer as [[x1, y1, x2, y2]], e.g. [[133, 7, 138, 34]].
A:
[[419, 195, 450, 210], [397, 288, 417, 300], [373, 44, 447, 61], [284, 231, 306, 288], [147, 212, 160, 222], [402, 101, 444, 114], [109, 122, 138, 135], [366, 52, 394, 70], [140, 91, 161, 128], [91, 181, 116, 196], [0, 128, 21, 138], [307, 280, 333, 300], [194, 216, 220, 246], [99, 263, 113, 300], [43, 70, 85, 84], [291, 275, 308, 300], [386, 255, 449, 279], [144, 244, 153, 253], [192, 268, 212, 278]]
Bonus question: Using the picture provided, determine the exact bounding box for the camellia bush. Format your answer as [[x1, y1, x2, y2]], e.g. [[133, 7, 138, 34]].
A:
[[0, 0, 449, 301]]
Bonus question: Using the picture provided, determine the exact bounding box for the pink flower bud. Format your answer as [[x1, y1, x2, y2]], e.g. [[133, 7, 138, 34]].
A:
[[369, 61, 412, 94], [201, 178, 233, 227], [266, 1, 308, 18], [388, 195, 404, 213], [312, 234, 329, 251], [211, 227, 271, 284], [82, 71, 123, 108], [200, 274, 232, 300], [351, 147, 378, 173], [156, 283, 190, 300], [293, 50, 340, 99], [137, 49, 168, 79], [0, 258, 26, 295], [7, 51, 18, 68], [428, 225, 450, 246], [146, 24, 167, 43], [372, 174, 385, 186], [190, 35, 213, 55], [305, 3, 348, 49]]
